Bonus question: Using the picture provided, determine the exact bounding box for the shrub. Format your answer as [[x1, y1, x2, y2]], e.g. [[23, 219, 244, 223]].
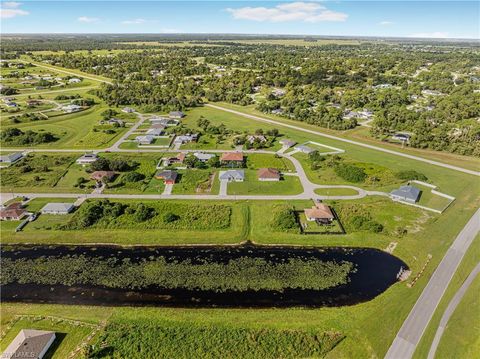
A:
[[134, 203, 156, 222], [122, 171, 145, 183], [163, 212, 179, 223], [271, 205, 299, 233], [334, 164, 367, 183], [395, 170, 428, 182]]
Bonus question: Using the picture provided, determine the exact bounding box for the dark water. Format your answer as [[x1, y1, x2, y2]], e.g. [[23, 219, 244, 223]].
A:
[[1, 244, 408, 308]]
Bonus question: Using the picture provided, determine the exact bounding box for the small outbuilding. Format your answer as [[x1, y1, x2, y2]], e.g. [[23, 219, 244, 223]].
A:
[[258, 168, 281, 181], [41, 203, 75, 215], [390, 185, 421, 203], [1, 329, 56, 359]]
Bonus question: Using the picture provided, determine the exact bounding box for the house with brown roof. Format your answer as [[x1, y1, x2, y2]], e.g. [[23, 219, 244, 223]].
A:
[[1, 329, 56, 359], [304, 203, 334, 224], [258, 168, 281, 181], [90, 171, 116, 182], [158, 153, 186, 169], [220, 152, 244, 168], [0, 203, 27, 221]]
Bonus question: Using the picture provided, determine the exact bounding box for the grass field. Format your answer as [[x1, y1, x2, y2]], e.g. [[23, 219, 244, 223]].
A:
[[172, 169, 216, 194], [314, 187, 360, 196], [227, 170, 303, 195]]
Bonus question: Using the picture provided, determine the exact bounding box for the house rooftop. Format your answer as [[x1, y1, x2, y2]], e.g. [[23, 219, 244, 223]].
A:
[[220, 152, 244, 162], [304, 203, 334, 220], [1, 329, 56, 359], [258, 168, 281, 179], [156, 170, 178, 181], [219, 170, 245, 181], [391, 185, 421, 201], [41, 202, 75, 213]]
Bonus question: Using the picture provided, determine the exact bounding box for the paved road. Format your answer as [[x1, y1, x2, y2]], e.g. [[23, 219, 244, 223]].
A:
[[427, 262, 480, 359], [21, 60, 113, 85], [206, 104, 480, 177], [6, 86, 97, 98], [385, 207, 480, 359], [108, 112, 148, 151]]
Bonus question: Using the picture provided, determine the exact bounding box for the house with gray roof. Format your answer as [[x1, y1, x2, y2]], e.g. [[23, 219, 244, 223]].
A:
[[169, 111, 185, 119], [294, 145, 315, 154], [279, 139, 296, 148], [41, 203, 75, 215], [76, 153, 98, 165], [135, 135, 155, 145], [390, 185, 421, 203], [0, 152, 23, 165], [1, 329, 56, 359], [193, 152, 215, 162], [219, 170, 245, 182]]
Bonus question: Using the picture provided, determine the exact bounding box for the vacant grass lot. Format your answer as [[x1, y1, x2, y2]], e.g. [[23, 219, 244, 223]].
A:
[[172, 169, 215, 194], [245, 153, 295, 171], [0, 153, 77, 193], [227, 170, 303, 195], [314, 187, 360, 196]]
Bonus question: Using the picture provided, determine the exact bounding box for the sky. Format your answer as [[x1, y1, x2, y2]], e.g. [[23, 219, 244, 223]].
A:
[[1, 1, 479, 39]]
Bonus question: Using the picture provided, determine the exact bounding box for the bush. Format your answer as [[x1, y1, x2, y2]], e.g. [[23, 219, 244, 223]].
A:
[[134, 203, 156, 222], [163, 212, 179, 223], [271, 205, 299, 233], [334, 164, 367, 183], [122, 171, 145, 183], [395, 170, 428, 182], [349, 215, 383, 233]]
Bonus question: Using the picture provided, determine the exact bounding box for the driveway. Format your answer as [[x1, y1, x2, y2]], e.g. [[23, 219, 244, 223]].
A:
[[162, 184, 173, 195], [219, 180, 228, 196]]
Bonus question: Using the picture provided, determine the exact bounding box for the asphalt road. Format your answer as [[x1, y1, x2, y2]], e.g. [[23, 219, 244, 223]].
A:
[[206, 104, 480, 177], [427, 262, 480, 359], [385, 207, 480, 359]]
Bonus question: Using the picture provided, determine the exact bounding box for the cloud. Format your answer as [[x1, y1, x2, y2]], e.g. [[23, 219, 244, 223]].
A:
[[2, 2, 21, 8], [409, 31, 449, 38], [122, 18, 147, 25], [0, 1, 28, 18], [226, 2, 348, 23], [78, 16, 100, 23], [379, 21, 394, 26]]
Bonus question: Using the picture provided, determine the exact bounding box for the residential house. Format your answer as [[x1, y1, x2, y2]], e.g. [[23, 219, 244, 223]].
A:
[[169, 111, 185, 119], [6, 102, 18, 108], [272, 88, 286, 97], [40, 203, 75, 215], [150, 117, 179, 126], [390, 185, 421, 203], [279, 139, 296, 148], [90, 171, 116, 182], [271, 108, 284, 115], [135, 135, 155, 145], [193, 152, 215, 162], [105, 118, 124, 126], [0, 203, 27, 221], [155, 170, 178, 184], [173, 134, 198, 145], [76, 153, 98, 165], [1, 329, 56, 359], [146, 128, 164, 136], [219, 170, 245, 182], [220, 152, 244, 167], [150, 123, 166, 130], [258, 168, 281, 181], [26, 99, 42, 107], [295, 145, 315, 154], [68, 77, 81, 84], [122, 107, 135, 113], [0, 152, 23, 165], [304, 203, 334, 224], [61, 104, 82, 113]]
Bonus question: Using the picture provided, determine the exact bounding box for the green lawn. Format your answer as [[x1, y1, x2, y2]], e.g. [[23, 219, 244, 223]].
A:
[[245, 153, 296, 171], [314, 187, 360, 196], [227, 170, 303, 195]]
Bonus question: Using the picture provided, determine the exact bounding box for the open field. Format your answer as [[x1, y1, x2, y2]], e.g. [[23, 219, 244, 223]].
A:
[[227, 170, 303, 195]]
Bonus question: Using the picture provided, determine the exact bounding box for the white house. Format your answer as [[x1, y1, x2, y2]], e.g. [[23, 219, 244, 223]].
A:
[[295, 145, 315, 154], [135, 135, 155, 145], [41, 203, 75, 215], [0, 152, 23, 165], [122, 107, 135, 113], [193, 152, 215, 162], [76, 153, 98, 165], [169, 111, 185, 119], [68, 78, 81, 84], [61, 104, 82, 113], [146, 128, 164, 136], [173, 134, 198, 145], [219, 170, 245, 182]]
